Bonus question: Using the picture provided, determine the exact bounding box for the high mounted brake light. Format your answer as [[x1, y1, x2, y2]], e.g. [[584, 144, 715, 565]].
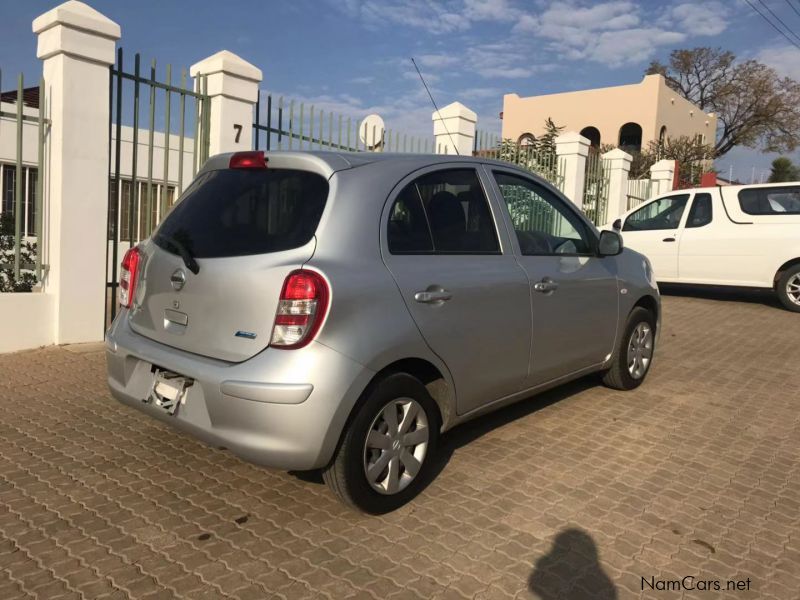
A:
[[229, 150, 267, 169], [119, 247, 141, 308], [270, 270, 330, 349]]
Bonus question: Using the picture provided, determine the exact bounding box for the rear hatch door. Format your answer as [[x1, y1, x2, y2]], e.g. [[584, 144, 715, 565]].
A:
[[128, 165, 329, 362]]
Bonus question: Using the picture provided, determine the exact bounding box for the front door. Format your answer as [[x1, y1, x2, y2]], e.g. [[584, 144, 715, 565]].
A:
[[381, 166, 531, 415], [621, 194, 691, 280], [488, 169, 620, 385]]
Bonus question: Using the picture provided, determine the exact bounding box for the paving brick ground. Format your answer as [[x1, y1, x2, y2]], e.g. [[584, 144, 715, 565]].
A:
[[1, 288, 799, 599]]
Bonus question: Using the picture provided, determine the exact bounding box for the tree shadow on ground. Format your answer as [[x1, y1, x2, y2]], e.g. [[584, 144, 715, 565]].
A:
[[528, 527, 618, 600], [658, 283, 782, 309]]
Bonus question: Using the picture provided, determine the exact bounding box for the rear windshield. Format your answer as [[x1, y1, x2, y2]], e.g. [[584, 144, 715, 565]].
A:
[[153, 168, 328, 258], [738, 186, 800, 215]]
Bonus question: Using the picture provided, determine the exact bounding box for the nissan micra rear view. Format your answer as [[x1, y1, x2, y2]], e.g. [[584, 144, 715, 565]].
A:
[[106, 150, 661, 513]]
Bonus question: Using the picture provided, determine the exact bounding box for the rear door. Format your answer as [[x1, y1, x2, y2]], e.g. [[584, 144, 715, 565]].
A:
[[487, 168, 619, 385], [621, 193, 691, 280], [381, 165, 531, 415], [129, 166, 329, 362]]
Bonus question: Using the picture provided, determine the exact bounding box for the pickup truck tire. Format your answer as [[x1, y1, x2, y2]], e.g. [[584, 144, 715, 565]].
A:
[[323, 373, 440, 514], [776, 264, 800, 313], [602, 306, 656, 390]]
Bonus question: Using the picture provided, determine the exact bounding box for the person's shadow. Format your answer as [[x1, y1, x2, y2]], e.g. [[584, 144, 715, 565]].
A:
[[528, 528, 617, 600]]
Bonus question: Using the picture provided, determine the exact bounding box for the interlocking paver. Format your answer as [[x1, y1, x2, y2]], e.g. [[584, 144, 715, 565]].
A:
[[1, 289, 799, 599]]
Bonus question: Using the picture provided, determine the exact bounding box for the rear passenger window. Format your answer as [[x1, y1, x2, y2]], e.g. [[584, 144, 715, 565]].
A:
[[387, 185, 433, 253], [387, 169, 499, 254], [739, 186, 800, 215], [686, 193, 713, 228]]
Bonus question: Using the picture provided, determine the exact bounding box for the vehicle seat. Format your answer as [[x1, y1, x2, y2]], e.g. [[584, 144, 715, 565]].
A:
[[428, 191, 465, 251]]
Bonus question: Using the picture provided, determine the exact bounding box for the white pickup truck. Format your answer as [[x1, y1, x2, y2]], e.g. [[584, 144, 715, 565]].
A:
[[609, 182, 800, 312]]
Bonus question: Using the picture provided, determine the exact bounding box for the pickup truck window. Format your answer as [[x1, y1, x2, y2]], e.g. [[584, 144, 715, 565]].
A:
[[686, 193, 713, 228], [739, 186, 800, 215], [623, 194, 690, 231]]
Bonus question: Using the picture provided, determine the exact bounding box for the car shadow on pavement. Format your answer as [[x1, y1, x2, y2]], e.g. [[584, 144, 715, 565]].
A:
[[428, 376, 598, 481], [292, 375, 599, 489], [527, 527, 618, 599], [658, 283, 782, 309]]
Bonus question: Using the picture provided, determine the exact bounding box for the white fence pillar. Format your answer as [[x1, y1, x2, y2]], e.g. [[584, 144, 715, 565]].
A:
[[650, 159, 677, 195], [190, 51, 262, 156], [555, 132, 590, 209], [33, 0, 120, 344], [602, 148, 632, 221], [432, 102, 476, 155]]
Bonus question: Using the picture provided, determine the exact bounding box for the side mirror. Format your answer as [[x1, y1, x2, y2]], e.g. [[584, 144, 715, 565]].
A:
[[612, 218, 622, 231], [598, 230, 623, 257]]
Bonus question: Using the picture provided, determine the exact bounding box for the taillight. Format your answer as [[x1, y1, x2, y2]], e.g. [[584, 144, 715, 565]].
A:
[[229, 150, 267, 169], [270, 270, 329, 349], [118, 247, 141, 308]]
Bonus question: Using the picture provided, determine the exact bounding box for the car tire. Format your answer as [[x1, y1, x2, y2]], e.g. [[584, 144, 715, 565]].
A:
[[602, 306, 656, 391], [776, 264, 800, 313], [323, 372, 440, 514]]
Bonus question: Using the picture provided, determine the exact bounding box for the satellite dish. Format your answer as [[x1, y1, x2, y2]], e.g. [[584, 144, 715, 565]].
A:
[[359, 114, 385, 150]]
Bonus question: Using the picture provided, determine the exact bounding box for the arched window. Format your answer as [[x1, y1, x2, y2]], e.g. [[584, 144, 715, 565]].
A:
[[658, 125, 667, 144], [517, 133, 535, 146], [618, 122, 642, 152], [579, 126, 601, 148]]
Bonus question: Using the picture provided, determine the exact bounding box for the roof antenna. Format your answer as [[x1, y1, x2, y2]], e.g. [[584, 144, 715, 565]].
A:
[[411, 57, 459, 155]]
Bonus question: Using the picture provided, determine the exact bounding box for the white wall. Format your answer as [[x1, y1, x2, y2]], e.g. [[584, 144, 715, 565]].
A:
[[0, 292, 54, 353]]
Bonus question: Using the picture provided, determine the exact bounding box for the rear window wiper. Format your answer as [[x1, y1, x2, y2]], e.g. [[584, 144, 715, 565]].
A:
[[157, 233, 200, 274]]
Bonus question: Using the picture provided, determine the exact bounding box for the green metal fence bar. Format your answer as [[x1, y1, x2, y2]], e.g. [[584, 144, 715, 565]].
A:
[[202, 76, 210, 163], [145, 59, 156, 236], [178, 69, 186, 194], [36, 77, 45, 281], [14, 74, 23, 279], [192, 74, 200, 176], [130, 53, 140, 243], [162, 64, 171, 220], [107, 48, 123, 322]]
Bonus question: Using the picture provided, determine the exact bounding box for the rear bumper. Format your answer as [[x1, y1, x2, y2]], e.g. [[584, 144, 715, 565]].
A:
[[105, 311, 374, 471]]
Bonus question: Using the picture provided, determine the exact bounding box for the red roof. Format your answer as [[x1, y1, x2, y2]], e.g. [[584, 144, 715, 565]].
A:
[[0, 86, 40, 109]]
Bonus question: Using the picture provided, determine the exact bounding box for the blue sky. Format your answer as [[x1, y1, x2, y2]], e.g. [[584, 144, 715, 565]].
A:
[[2, 0, 800, 181]]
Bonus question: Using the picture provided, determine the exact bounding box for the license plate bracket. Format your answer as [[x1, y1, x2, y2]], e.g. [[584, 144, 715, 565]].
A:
[[145, 369, 193, 415]]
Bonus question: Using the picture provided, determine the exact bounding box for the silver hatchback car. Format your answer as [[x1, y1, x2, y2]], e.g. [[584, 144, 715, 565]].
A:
[[106, 150, 660, 513]]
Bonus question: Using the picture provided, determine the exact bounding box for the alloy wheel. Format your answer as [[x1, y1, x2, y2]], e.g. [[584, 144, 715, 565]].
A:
[[626, 322, 653, 379], [363, 398, 429, 495], [786, 274, 800, 307]]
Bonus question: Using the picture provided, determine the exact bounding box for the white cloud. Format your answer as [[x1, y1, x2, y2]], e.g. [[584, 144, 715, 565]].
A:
[[415, 54, 459, 68], [756, 44, 800, 80], [335, 0, 470, 34], [666, 2, 727, 37], [511, 1, 729, 67]]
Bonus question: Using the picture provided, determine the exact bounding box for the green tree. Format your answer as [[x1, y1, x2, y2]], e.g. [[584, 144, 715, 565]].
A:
[[646, 47, 800, 157], [604, 135, 715, 185], [0, 212, 38, 292], [768, 157, 800, 183]]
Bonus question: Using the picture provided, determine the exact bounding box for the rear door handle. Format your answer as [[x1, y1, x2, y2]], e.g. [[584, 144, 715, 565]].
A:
[[414, 290, 452, 303], [533, 278, 559, 293], [662, 237, 676, 242]]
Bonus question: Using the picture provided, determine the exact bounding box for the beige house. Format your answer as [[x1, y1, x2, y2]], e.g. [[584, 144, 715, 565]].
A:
[[502, 74, 717, 152]]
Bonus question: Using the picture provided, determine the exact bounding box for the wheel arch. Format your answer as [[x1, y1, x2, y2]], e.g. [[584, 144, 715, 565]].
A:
[[364, 358, 454, 430], [632, 294, 659, 329], [773, 257, 800, 288]]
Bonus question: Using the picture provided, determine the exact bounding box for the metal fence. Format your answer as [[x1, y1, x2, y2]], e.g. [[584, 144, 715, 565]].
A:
[[474, 135, 567, 192], [626, 178, 655, 211], [582, 151, 611, 225], [106, 48, 210, 323], [0, 71, 47, 292], [253, 92, 437, 153]]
